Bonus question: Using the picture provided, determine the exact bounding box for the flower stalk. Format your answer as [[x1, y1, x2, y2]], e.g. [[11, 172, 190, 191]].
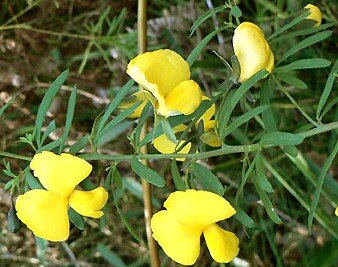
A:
[[137, 0, 160, 266]]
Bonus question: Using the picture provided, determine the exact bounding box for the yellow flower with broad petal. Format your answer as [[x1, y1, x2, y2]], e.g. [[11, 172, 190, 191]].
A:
[[151, 190, 239, 265], [233, 22, 274, 82], [304, 4, 322, 27], [335, 206, 338, 216], [126, 49, 202, 117], [15, 151, 108, 241]]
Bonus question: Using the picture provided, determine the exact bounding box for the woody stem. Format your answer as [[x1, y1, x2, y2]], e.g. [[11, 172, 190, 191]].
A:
[[138, 0, 160, 266]]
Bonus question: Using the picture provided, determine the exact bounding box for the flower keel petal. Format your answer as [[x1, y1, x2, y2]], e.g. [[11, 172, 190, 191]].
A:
[[203, 223, 239, 263], [151, 210, 201, 265], [69, 187, 108, 218], [15, 189, 69, 241]]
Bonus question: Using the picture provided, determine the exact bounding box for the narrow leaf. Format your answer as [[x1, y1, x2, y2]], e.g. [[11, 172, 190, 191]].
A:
[[255, 153, 274, 193], [221, 105, 268, 139], [68, 208, 85, 230], [131, 157, 165, 187], [278, 73, 307, 89], [190, 5, 227, 36], [25, 171, 43, 189], [97, 79, 134, 133], [260, 132, 304, 146], [253, 178, 282, 224], [0, 94, 17, 117], [317, 59, 338, 119], [171, 160, 188, 191], [35, 69, 69, 146], [276, 58, 331, 72], [234, 208, 254, 228], [41, 120, 56, 144], [69, 134, 90, 154], [308, 141, 338, 229], [97, 243, 126, 267], [279, 31, 332, 62], [59, 85, 77, 153], [192, 162, 224, 195]]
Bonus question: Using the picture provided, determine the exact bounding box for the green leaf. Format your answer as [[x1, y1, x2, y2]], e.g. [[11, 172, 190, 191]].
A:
[[69, 134, 90, 154], [95, 101, 140, 144], [221, 105, 268, 140], [276, 58, 331, 72], [271, 23, 334, 43], [25, 171, 43, 189], [190, 5, 227, 36], [279, 31, 333, 62], [97, 121, 133, 148], [230, 5, 242, 18], [0, 93, 17, 117], [234, 208, 254, 228], [97, 243, 126, 267], [283, 145, 298, 157], [68, 207, 85, 230], [41, 120, 56, 144], [7, 198, 22, 233], [277, 73, 307, 89], [59, 85, 77, 153], [159, 116, 177, 144], [192, 162, 224, 195], [131, 157, 165, 187], [268, 11, 310, 41], [317, 59, 338, 119], [260, 132, 304, 146], [253, 178, 282, 224], [97, 79, 134, 134], [217, 70, 268, 138], [260, 79, 278, 132], [35, 69, 69, 147], [171, 160, 188, 191], [255, 153, 274, 193], [187, 25, 229, 67], [308, 140, 338, 230]]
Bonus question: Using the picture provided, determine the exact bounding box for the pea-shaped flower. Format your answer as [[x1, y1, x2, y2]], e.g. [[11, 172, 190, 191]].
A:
[[304, 4, 322, 27], [233, 22, 274, 82], [15, 151, 108, 241], [126, 49, 202, 117], [151, 190, 239, 265]]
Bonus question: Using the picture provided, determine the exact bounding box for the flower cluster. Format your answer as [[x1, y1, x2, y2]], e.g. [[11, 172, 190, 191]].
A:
[[151, 190, 239, 265], [16, 151, 108, 241]]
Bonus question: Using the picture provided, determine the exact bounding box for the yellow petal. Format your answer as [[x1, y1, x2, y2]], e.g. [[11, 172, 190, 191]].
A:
[[305, 4, 322, 27], [30, 151, 92, 197], [119, 91, 153, 118], [151, 210, 201, 265], [159, 80, 202, 117], [203, 223, 239, 263], [335, 206, 338, 216], [69, 187, 108, 218], [127, 49, 190, 99], [152, 132, 191, 162], [199, 96, 215, 123], [15, 189, 69, 241], [201, 130, 222, 147], [164, 190, 236, 230], [233, 22, 274, 82]]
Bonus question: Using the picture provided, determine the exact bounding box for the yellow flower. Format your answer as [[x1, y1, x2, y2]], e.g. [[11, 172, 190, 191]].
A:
[[335, 206, 338, 216], [126, 49, 202, 117], [151, 190, 239, 265], [304, 4, 322, 27], [233, 22, 274, 82], [15, 151, 108, 241], [153, 125, 191, 161], [119, 90, 154, 118]]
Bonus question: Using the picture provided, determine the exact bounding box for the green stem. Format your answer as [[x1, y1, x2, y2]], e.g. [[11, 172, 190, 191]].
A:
[[274, 77, 318, 126], [0, 152, 31, 161]]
